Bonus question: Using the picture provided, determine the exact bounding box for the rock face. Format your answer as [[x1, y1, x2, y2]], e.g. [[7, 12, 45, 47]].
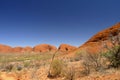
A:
[[58, 44, 77, 52], [0, 44, 12, 53], [22, 46, 33, 52], [79, 22, 120, 53], [33, 44, 57, 53], [12, 47, 23, 53]]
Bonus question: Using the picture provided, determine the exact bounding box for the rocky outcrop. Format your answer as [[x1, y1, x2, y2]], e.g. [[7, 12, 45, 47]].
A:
[[58, 44, 77, 52], [22, 46, 33, 52], [79, 22, 120, 53], [0, 44, 12, 53], [0, 43, 77, 54], [12, 47, 23, 53], [33, 44, 57, 53]]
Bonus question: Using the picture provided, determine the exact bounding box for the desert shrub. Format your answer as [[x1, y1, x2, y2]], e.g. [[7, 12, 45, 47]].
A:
[[62, 66, 75, 80], [74, 50, 85, 61], [81, 51, 105, 75], [69, 58, 74, 62], [33, 62, 42, 69], [102, 29, 120, 68], [74, 56, 81, 61], [49, 59, 64, 77], [23, 61, 31, 68], [5, 64, 14, 72], [103, 45, 120, 68], [81, 60, 91, 76]]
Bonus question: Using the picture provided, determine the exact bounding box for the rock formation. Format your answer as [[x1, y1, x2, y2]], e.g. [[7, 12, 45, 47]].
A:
[[0, 44, 12, 53], [79, 22, 120, 53], [33, 44, 57, 53], [58, 44, 77, 52], [12, 47, 23, 53], [22, 46, 33, 53]]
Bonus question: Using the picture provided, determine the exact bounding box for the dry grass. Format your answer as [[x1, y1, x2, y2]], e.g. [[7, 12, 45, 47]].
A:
[[0, 51, 120, 80]]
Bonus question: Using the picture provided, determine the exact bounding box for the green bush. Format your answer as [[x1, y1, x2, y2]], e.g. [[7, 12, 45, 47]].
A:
[[103, 45, 120, 68]]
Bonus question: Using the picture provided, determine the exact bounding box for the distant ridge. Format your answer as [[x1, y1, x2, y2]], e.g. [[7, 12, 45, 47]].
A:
[[0, 43, 77, 53]]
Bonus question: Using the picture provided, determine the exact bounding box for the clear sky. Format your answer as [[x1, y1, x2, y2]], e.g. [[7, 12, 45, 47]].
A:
[[0, 0, 120, 47]]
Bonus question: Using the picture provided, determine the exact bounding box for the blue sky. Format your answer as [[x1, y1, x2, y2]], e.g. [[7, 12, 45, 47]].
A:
[[0, 0, 120, 47]]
